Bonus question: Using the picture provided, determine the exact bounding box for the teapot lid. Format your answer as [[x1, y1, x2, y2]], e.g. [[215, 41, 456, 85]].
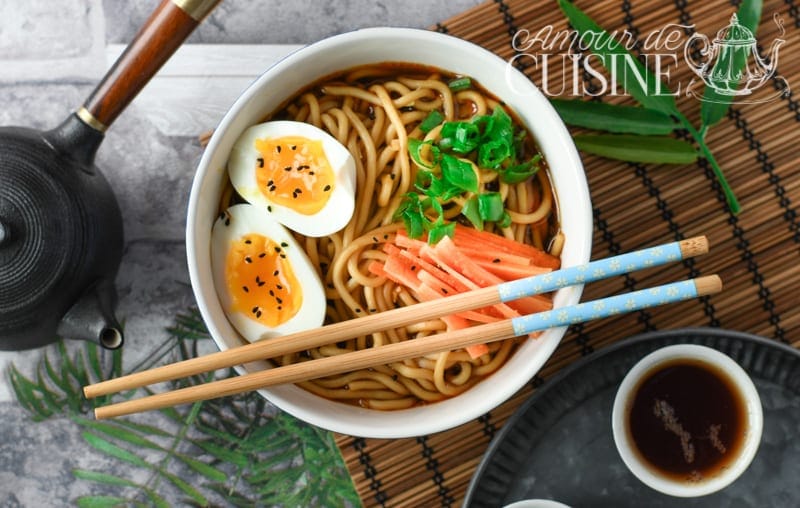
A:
[[715, 13, 756, 45]]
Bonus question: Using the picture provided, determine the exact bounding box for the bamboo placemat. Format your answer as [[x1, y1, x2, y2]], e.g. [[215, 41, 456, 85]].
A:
[[334, 0, 800, 506]]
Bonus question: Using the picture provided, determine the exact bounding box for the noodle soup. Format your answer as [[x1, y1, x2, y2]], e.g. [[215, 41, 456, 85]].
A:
[[188, 27, 591, 437], [218, 64, 561, 410]]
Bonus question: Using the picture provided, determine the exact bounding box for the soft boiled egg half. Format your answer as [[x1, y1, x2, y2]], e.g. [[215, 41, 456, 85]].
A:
[[228, 120, 357, 237], [211, 203, 326, 342]]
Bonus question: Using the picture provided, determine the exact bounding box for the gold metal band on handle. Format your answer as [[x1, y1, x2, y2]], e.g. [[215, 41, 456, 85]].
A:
[[171, 0, 220, 21], [77, 107, 108, 133]]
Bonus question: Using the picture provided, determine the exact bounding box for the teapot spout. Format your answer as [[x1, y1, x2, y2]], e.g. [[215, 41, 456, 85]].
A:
[[57, 280, 124, 349]]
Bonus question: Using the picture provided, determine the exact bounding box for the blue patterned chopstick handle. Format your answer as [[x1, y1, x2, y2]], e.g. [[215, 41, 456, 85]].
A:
[[511, 279, 699, 336], [497, 242, 684, 303]]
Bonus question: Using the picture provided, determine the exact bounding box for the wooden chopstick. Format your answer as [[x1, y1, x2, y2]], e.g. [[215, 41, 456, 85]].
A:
[[92, 274, 722, 419], [84, 236, 708, 400]]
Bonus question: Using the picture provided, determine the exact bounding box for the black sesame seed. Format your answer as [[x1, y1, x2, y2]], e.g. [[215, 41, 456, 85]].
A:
[[259, 252, 266, 258], [273, 270, 279, 276], [276, 284, 283, 290], [410, 265, 417, 271], [256, 310, 262, 318], [290, 145, 297, 150], [284, 166, 292, 172], [309, 171, 315, 175], [390, 174, 396, 180], [442, 288, 449, 294], [242, 286, 249, 293], [298, 165, 310, 170], [257, 158, 264, 168], [369, 308, 377, 313], [225, 218, 231, 226], [269, 290, 275, 296], [323, 185, 331, 192], [493, 258, 501, 263], [355, 308, 362, 313], [372, 236, 379, 243], [277, 306, 282, 310], [267, 206, 272, 212], [383, 234, 389, 240], [245, 256, 252, 263], [274, 246, 281, 253], [251, 306, 259, 314], [276, 297, 283, 304], [244, 239, 252, 244], [294, 188, 302, 194], [280, 254, 286, 259], [267, 179, 274, 186], [276, 145, 282, 153], [281, 242, 289, 247]]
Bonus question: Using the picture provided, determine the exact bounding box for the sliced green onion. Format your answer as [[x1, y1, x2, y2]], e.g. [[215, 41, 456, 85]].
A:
[[477, 192, 505, 222], [440, 122, 481, 153], [499, 211, 512, 228], [419, 110, 445, 133], [448, 77, 472, 91], [428, 222, 455, 244], [440, 154, 479, 193], [462, 196, 483, 231], [478, 138, 513, 168], [395, 195, 425, 239], [499, 154, 541, 184], [408, 138, 441, 169]]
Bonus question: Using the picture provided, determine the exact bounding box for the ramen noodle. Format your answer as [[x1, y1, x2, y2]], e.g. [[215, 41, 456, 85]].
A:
[[220, 64, 561, 410]]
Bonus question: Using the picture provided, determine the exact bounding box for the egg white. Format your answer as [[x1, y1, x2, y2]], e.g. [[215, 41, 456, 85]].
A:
[[211, 203, 326, 342], [228, 120, 356, 237]]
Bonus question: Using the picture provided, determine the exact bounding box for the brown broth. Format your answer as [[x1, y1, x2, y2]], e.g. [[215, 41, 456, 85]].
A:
[[626, 359, 747, 481]]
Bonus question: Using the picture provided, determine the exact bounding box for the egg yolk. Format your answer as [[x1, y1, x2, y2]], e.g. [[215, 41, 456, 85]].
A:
[[225, 233, 302, 328], [254, 136, 336, 215]]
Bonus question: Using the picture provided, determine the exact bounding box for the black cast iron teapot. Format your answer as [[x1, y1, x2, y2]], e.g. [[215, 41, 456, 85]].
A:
[[0, 0, 220, 350]]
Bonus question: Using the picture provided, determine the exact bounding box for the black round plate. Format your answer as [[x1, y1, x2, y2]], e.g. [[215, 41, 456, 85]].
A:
[[464, 328, 800, 508]]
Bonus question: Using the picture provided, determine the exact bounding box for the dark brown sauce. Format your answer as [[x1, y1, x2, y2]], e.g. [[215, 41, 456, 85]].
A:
[[627, 359, 747, 481]]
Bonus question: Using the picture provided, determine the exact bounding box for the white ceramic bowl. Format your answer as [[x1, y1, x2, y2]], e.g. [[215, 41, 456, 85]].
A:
[[612, 344, 763, 497], [186, 27, 592, 438]]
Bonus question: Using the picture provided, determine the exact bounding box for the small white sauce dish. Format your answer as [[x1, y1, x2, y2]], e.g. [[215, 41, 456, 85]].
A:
[[612, 344, 763, 497]]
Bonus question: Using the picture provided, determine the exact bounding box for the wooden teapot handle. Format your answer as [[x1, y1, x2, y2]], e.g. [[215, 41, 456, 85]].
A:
[[78, 0, 221, 132]]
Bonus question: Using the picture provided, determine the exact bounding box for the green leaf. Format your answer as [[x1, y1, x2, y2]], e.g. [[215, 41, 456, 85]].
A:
[[557, 0, 678, 115], [73, 468, 171, 506], [75, 495, 132, 508], [550, 99, 679, 134], [82, 432, 149, 468], [77, 419, 162, 451], [573, 134, 698, 164], [193, 440, 248, 468], [8, 365, 53, 420], [176, 454, 228, 483], [700, 1, 763, 128], [159, 469, 209, 506]]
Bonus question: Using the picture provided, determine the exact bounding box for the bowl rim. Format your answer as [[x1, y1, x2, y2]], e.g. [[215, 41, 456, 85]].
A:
[[186, 26, 593, 438]]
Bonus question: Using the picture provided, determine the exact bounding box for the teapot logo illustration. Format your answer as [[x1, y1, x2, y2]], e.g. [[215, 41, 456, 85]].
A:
[[685, 13, 789, 102]]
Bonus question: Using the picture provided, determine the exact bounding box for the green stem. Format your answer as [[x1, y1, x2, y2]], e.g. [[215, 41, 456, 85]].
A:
[[677, 114, 741, 214]]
